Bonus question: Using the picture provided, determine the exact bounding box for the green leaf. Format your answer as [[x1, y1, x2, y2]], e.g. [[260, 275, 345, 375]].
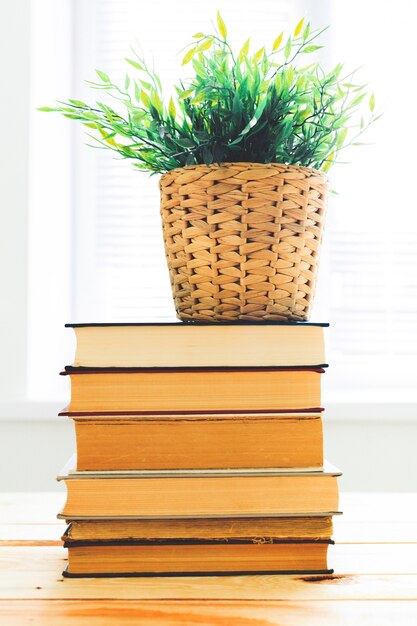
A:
[[154, 73, 163, 91], [101, 130, 116, 140], [322, 151, 334, 172], [193, 32, 204, 39], [369, 92, 375, 112], [272, 32, 283, 51], [151, 90, 163, 114], [302, 45, 323, 53], [176, 137, 194, 148], [336, 127, 347, 149], [216, 11, 227, 39], [96, 69, 111, 83], [63, 113, 82, 119], [240, 37, 250, 56], [192, 59, 205, 78], [125, 58, 142, 70], [198, 38, 213, 52], [178, 88, 194, 100], [284, 37, 292, 59], [37, 106, 56, 112], [334, 115, 350, 129], [168, 96, 176, 119], [131, 111, 147, 125], [254, 47, 265, 62], [232, 92, 243, 119], [202, 146, 213, 165], [125, 75, 130, 90], [176, 137, 195, 148], [294, 17, 305, 37], [141, 91, 151, 108], [134, 81, 141, 102], [68, 99, 88, 108], [303, 22, 311, 41], [182, 47, 196, 65], [350, 93, 366, 107], [239, 98, 268, 136]]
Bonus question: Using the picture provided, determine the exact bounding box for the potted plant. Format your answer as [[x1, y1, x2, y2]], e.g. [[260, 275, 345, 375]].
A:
[[41, 14, 377, 321]]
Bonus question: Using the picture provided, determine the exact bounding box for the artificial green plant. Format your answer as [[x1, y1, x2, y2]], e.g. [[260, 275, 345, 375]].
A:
[[40, 13, 378, 174]]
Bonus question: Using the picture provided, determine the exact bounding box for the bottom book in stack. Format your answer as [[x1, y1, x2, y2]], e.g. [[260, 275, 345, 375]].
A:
[[58, 458, 341, 577]]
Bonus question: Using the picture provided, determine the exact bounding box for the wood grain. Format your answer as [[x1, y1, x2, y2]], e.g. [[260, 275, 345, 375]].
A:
[[2, 600, 417, 626]]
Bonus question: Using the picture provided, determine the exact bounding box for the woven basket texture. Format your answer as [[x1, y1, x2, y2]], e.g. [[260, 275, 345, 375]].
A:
[[160, 162, 328, 321]]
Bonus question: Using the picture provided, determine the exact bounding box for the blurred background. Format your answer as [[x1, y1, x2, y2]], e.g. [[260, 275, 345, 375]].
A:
[[1, 0, 416, 492]]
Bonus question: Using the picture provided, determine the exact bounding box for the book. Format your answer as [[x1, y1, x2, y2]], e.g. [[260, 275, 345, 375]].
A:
[[57, 460, 340, 518], [71, 412, 323, 471], [66, 322, 328, 368], [62, 539, 334, 577], [61, 367, 324, 414], [64, 516, 335, 542]]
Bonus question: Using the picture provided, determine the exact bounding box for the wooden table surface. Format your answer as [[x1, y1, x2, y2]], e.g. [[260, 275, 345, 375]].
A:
[[1, 492, 416, 625]]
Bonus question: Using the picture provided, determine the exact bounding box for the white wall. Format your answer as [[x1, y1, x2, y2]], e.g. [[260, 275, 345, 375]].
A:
[[1, 417, 417, 492]]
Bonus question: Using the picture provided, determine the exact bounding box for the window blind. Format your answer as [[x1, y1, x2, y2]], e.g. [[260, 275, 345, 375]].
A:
[[323, 0, 417, 392]]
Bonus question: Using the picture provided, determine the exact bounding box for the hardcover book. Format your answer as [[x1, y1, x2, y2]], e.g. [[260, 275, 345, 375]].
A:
[[71, 412, 324, 471], [66, 321, 328, 368], [61, 367, 325, 414], [57, 457, 341, 519], [62, 537, 334, 577], [63, 515, 335, 542]]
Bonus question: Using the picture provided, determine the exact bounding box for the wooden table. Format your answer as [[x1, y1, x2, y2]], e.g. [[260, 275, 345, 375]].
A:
[[1, 492, 416, 625]]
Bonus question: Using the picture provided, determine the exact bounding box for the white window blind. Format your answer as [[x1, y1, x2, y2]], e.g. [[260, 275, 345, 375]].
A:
[[321, 0, 417, 396]]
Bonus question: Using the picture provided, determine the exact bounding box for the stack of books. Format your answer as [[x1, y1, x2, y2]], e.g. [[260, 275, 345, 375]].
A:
[[58, 322, 341, 577]]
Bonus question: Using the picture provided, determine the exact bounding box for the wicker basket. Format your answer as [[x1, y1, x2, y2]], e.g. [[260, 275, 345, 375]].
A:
[[160, 162, 328, 322]]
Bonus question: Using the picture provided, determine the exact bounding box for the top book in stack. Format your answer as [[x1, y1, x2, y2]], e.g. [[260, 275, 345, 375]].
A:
[[66, 322, 328, 368]]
